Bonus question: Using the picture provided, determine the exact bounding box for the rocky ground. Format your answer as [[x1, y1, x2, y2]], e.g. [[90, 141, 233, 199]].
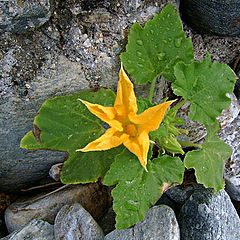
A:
[[1, 0, 240, 239]]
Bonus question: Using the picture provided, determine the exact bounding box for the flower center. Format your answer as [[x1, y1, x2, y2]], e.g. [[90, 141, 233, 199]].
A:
[[125, 124, 137, 137]]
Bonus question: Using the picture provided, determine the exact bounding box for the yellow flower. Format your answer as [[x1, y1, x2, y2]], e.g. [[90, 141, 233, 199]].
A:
[[77, 65, 174, 170]]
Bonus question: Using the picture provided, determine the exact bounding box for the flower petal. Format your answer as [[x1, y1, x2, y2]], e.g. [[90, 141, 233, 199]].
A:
[[114, 65, 138, 117], [122, 131, 149, 169], [79, 99, 123, 130], [130, 100, 174, 133], [78, 128, 122, 152]]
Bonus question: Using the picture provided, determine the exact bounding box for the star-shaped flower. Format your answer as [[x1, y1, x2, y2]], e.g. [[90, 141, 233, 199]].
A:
[[77, 65, 174, 170]]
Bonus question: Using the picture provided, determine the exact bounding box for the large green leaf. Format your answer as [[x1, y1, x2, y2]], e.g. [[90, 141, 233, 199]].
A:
[[184, 134, 232, 193], [61, 146, 124, 184], [172, 54, 236, 127], [103, 149, 184, 229], [121, 4, 193, 84], [21, 89, 116, 152], [21, 89, 118, 183]]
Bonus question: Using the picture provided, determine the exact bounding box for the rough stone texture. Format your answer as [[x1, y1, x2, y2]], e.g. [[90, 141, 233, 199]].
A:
[[4, 183, 111, 233], [104, 228, 134, 240], [54, 203, 104, 240], [0, 219, 54, 240], [104, 205, 180, 240], [219, 115, 240, 201], [0, 0, 54, 34], [180, 0, 240, 36], [183, 25, 240, 64], [165, 185, 196, 205], [49, 163, 63, 182], [0, 33, 89, 192], [179, 189, 240, 240]]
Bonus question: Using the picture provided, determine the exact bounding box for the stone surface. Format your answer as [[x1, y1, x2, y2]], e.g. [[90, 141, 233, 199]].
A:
[[49, 163, 63, 182], [104, 205, 180, 240], [0, 219, 54, 240], [179, 189, 240, 240], [219, 115, 240, 201], [54, 203, 104, 240], [0, 0, 54, 34], [4, 183, 111, 233], [0, 36, 89, 192], [180, 0, 240, 36], [165, 185, 196, 205]]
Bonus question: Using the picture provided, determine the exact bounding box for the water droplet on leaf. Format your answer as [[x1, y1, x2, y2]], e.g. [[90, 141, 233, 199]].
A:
[[175, 38, 182, 48], [136, 51, 142, 57], [136, 40, 143, 46], [157, 52, 166, 61]]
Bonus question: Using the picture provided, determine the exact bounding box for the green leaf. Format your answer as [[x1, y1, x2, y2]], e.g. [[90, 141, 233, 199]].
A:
[[21, 89, 116, 152], [137, 97, 155, 114], [61, 146, 124, 184], [103, 149, 184, 229], [149, 124, 168, 140], [173, 54, 236, 127], [184, 134, 232, 193], [21, 88, 119, 184], [121, 4, 193, 84]]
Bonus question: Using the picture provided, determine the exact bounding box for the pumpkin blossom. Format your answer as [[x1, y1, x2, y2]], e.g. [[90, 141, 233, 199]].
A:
[[77, 65, 174, 170]]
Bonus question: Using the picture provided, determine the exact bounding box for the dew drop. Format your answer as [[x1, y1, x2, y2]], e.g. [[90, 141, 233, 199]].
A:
[[157, 52, 166, 61], [175, 38, 182, 48], [125, 200, 140, 211], [136, 40, 143, 46], [136, 51, 142, 57]]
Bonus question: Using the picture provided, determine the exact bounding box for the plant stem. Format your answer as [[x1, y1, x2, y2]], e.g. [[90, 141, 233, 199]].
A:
[[178, 140, 202, 149], [148, 77, 157, 103]]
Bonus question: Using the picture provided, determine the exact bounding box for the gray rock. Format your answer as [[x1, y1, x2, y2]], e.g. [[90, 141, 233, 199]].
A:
[[0, 49, 89, 192], [219, 115, 240, 201], [49, 163, 63, 182], [165, 185, 196, 205], [54, 203, 104, 240], [4, 183, 111, 233], [179, 189, 240, 240], [180, 0, 240, 36], [0, 219, 54, 240], [0, 0, 54, 34], [104, 228, 134, 240], [104, 205, 180, 240]]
